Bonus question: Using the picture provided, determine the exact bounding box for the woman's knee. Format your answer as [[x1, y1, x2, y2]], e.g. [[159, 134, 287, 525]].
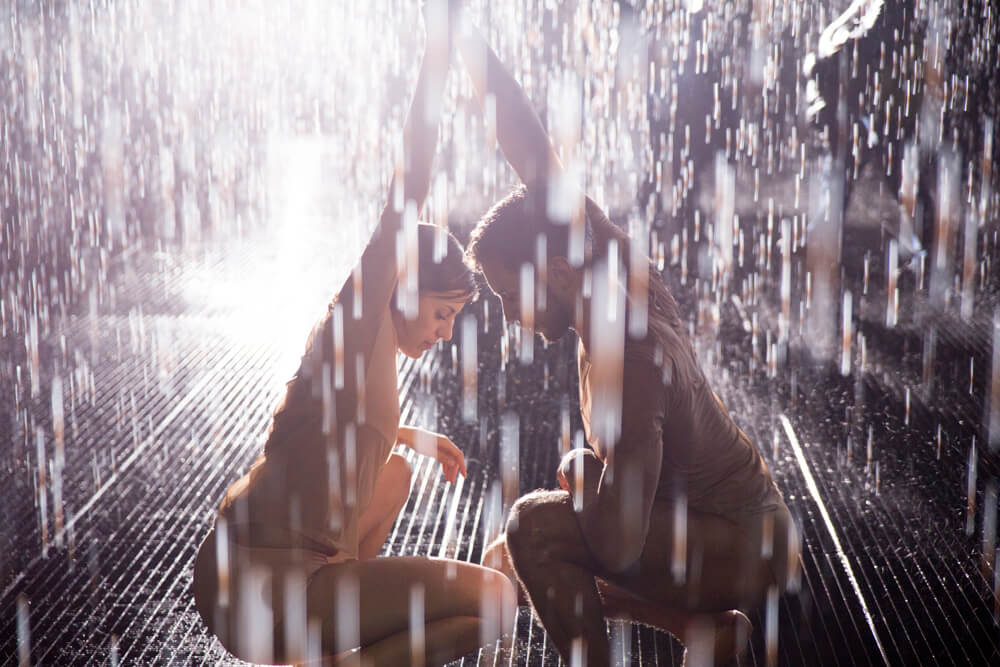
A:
[[482, 535, 531, 607], [191, 527, 246, 659], [479, 567, 518, 636], [481, 534, 509, 571], [192, 530, 220, 630]]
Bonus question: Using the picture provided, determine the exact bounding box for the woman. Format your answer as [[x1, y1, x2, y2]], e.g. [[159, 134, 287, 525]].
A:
[[191, 7, 515, 665]]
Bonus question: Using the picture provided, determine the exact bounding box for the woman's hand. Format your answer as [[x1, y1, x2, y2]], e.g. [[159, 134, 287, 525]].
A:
[[398, 426, 467, 483], [428, 432, 467, 484]]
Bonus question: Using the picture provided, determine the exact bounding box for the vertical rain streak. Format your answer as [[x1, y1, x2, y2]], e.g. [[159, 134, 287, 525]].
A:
[[968, 440, 979, 536], [983, 481, 998, 578], [499, 411, 520, 515], [990, 311, 1000, 452], [460, 313, 477, 423], [51, 373, 66, 545], [518, 263, 535, 365], [2, 0, 1000, 664], [17, 593, 31, 667], [408, 583, 426, 667], [931, 150, 960, 306], [588, 240, 625, 478], [841, 290, 853, 376]]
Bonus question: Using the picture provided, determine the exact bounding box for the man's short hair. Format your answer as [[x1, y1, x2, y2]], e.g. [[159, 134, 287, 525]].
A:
[[466, 183, 629, 276], [464, 185, 630, 278], [463, 184, 573, 273]]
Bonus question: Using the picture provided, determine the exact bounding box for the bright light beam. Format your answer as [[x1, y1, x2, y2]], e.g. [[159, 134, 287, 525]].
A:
[[779, 414, 890, 666]]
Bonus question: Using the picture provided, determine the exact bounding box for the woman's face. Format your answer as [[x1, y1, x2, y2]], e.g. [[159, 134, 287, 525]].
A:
[[393, 291, 470, 359]]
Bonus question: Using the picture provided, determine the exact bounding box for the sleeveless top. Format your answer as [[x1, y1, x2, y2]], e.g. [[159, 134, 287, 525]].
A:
[[217, 285, 400, 560]]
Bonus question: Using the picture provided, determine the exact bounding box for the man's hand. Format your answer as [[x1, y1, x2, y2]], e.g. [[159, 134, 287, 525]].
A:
[[556, 448, 602, 508]]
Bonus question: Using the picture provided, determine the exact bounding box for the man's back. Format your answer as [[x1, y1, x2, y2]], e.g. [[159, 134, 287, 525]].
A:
[[578, 267, 782, 521]]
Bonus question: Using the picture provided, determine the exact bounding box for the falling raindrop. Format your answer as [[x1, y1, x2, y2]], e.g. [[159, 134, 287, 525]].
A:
[[0, 0, 998, 663], [17, 594, 30, 667], [968, 439, 978, 536], [983, 482, 997, 578], [500, 411, 520, 512], [841, 290, 853, 375], [765, 585, 779, 667], [409, 583, 426, 667], [461, 314, 478, 423], [990, 312, 1000, 452]]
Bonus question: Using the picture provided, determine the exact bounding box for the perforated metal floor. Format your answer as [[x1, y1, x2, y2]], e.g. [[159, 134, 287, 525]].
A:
[[2, 227, 998, 666]]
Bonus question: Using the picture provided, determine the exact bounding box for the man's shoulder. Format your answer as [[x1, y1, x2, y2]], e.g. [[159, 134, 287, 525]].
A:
[[622, 291, 676, 364], [623, 329, 660, 365], [623, 295, 701, 396]]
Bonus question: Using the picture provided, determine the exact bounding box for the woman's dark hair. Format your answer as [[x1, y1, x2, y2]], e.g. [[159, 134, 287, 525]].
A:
[[416, 222, 477, 299]]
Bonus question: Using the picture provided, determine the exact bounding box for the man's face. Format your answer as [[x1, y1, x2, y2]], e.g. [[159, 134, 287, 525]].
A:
[[480, 255, 573, 343]]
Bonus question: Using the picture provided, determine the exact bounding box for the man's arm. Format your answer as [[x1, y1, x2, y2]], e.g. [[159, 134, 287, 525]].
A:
[[455, 20, 564, 191], [561, 361, 666, 574], [457, 20, 630, 257]]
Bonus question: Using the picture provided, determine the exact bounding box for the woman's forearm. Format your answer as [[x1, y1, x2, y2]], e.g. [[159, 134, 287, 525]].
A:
[[349, 11, 454, 336], [396, 425, 419, 449]]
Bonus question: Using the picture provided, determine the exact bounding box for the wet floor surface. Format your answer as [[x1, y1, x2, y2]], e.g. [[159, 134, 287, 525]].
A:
[[4, 0, 1000, 663], [2, 220, 999, 667]]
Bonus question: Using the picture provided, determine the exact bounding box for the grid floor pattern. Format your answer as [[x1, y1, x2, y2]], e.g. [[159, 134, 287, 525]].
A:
[[2, 229, 998, 666]]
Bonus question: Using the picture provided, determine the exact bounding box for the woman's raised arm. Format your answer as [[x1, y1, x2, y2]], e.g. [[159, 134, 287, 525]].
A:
[[349, 1, 455, 323]]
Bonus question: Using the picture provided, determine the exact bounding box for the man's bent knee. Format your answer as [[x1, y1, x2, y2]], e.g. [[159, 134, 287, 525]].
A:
[[505, 490, 570, 562], [732, 504, 801, 606]]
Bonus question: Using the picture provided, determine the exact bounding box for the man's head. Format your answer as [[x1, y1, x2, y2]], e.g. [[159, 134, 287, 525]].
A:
[[464, 185, 580, 342]]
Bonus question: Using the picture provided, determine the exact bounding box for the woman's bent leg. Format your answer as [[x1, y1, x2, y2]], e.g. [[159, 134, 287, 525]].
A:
[[330, 617, 483, 667], [357, 453, 412, 560], [306, 556, 516, 666]]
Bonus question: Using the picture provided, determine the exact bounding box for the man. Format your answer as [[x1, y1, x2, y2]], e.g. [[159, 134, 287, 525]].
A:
[[455, 18, 800, 667]]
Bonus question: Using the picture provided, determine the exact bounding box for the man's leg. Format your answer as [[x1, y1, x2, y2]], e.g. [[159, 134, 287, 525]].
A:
[[604, 502, 796, 664], [505, 490, 616, 667], [505, 490, 793, 666], [596, 579, 753, 664], [490, 526, 751, 662], [611, 501, 798, 611]]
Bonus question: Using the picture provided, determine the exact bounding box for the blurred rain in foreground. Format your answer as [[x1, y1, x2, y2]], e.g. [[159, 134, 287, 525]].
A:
[[2, 0, 999, 664]]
